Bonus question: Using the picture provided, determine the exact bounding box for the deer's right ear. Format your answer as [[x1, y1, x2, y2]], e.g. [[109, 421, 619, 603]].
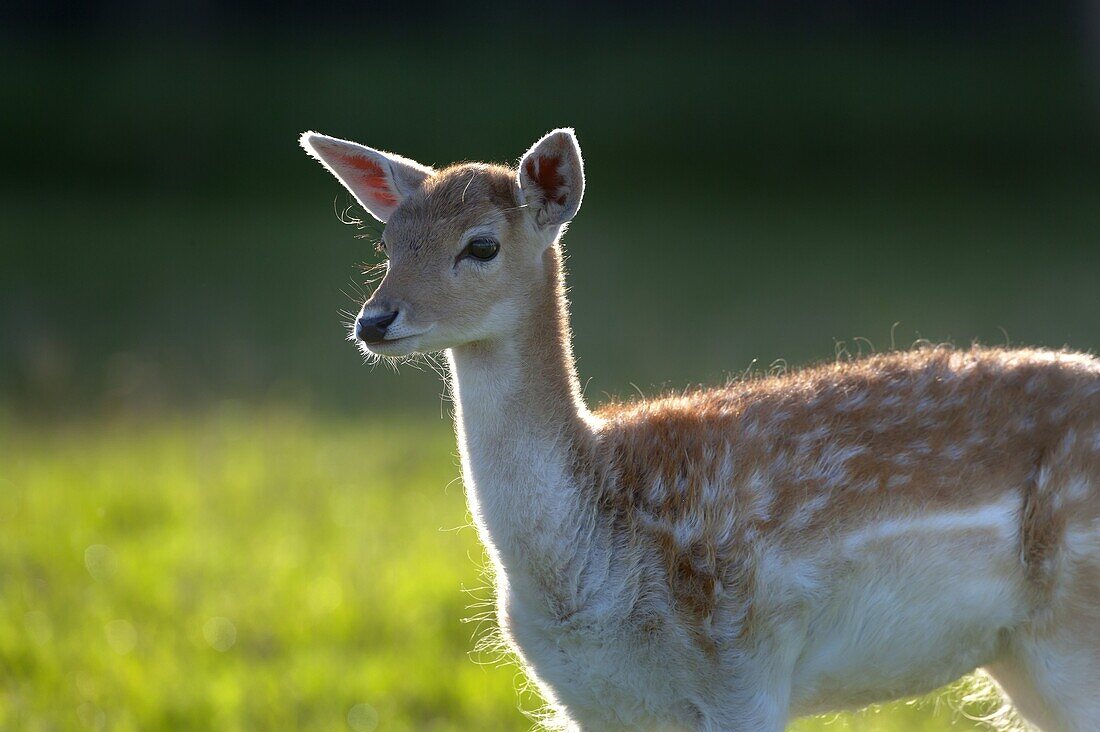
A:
[[300, 132, 433, 223]]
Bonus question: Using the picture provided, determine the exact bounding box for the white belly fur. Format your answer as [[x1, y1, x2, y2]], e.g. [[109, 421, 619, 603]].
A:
[[790, 496, 1028, 713]]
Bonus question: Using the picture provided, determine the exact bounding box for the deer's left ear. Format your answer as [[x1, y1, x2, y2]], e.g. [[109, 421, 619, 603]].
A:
[[300, 132, 433, 223], [518, 128, 585, 228]]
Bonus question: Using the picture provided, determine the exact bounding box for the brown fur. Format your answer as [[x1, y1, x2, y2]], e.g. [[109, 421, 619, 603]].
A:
[[585, 348, 1100, 634]]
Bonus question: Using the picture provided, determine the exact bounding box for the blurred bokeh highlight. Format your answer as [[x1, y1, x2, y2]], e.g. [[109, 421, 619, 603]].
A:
[[2, 2, 1099, 729]]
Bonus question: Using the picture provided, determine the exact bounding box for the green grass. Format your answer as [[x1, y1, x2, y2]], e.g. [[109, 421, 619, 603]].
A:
[[0, 409, 1006, 730]]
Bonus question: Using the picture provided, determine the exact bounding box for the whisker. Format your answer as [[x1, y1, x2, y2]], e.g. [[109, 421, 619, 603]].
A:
[[333, 197, 365, 229]]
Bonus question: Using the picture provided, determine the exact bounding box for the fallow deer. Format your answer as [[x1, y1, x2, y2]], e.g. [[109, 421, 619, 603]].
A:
[[301, 128, 1100, 731]]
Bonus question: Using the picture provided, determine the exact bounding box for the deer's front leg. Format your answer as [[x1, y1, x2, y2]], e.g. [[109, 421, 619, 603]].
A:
[[697, 636, 798, 732]]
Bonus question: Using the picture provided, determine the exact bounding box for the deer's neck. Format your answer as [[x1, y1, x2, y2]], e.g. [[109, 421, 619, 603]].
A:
[[445, 246, 595, 578]]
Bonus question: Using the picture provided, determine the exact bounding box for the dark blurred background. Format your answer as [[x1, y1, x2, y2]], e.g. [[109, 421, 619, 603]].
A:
[[3, 1, 1100, 417], [3, 4, 1100, 730]]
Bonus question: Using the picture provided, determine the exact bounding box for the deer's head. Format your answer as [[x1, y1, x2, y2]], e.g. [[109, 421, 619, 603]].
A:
[[301, 129, 584, 358]]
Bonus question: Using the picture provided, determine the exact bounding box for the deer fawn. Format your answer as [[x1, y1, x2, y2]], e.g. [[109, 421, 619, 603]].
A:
[[301, 128, 1100, 731]]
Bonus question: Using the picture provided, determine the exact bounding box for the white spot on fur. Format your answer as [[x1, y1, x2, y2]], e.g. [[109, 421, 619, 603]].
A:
[[787, 491, 833, 531], [886, 474, 912, 489], [1064, 475, 1091, 503]]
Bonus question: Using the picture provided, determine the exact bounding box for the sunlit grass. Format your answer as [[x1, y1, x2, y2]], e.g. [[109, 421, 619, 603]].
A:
[[0, 409, 999, 730]]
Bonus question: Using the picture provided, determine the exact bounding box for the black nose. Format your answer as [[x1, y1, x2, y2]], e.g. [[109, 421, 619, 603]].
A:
[[356, 311, 399, 344]]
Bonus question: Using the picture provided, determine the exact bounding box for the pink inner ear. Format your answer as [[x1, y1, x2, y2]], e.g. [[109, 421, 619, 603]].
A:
[[525, 155, 568, 206], [338, 153, 398, 207]]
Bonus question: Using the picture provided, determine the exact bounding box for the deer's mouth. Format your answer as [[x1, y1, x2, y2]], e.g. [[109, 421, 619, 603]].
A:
[[364, 335, 416, 351], [360, 326, 436, 357]]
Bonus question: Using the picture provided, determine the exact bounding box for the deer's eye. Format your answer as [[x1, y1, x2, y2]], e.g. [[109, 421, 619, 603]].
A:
[[462, 237, 500, 262]]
